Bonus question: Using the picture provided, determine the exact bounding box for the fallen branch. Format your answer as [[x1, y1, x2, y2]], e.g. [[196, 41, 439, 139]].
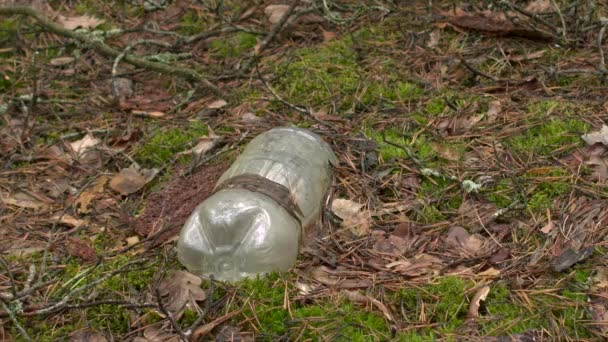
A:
[[0, 6, 223, 97]]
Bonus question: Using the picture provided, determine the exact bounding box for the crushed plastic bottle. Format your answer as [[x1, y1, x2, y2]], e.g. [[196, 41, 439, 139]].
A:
[[177, 127, 337, 281]]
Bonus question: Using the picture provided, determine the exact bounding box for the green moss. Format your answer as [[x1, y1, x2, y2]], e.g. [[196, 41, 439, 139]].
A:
[[236, 273, 391, 339], [509, 102, 587, 158], [210, 32, 257, 58], [425, 98, 446, 116], [363, 127, 437, 163], [88, 304, 130, 333], [482, 285, 542, 335], [136, 123, 208, 168], [396, 276, 470, 334], [180, 11, 209, 35]]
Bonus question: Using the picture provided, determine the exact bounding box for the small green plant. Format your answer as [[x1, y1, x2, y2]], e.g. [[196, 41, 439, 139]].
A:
[[180, 11, 208, 35], [210, 32, 257, 58]]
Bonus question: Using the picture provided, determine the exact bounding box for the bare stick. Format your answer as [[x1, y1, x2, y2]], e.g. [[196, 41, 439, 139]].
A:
[[0, 6, 223, 97], [550, 0, 567, 40], [155, 287, 188, 341], [256, 0, 299, 56], [0, 300, 31, 341], [598, 21, 607, 78]]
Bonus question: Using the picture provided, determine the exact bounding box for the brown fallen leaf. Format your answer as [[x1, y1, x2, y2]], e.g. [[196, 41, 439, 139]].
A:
[[57, 15, 104, 30], [540, 221, 554, 234], [430, 142, 461, 161], [49, 56, 75, 66], [322, 30, 337, 42], [76, 175, 109, 213], [132, 326, 179, 342], [178, 128, 219, 158], [191, 310, 242, 340], [0, 191, 47, 209], [156, 270, 206, 319], [585, 156, 608, 182], [109, 166, 159, 196], [52, 214, 84, 228], [207, 99, 228, 109], [590, 302, 608, 334], [331, 198, 371, 236], [467, 286, 490, 318], [445, 226, 485, 255], [69, 134, 100, 156], [264, 4, 289, 24], [386, 254, 443, 277], [65, 237, 97, 263], [525, 0, 552, 13], [486, 100, 502, 122]]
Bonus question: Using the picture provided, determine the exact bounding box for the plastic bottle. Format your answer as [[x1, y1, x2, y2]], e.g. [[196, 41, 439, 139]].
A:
[[177, 127, 337, 281]]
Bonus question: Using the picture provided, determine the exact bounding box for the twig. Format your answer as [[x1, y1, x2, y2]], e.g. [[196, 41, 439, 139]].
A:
[[0, 257, 18, 298], [155, 287, 188, 341], [0, 300, 31, 341], [458, 56, 498, 82], [550, 0, 567, 40], [256, 0, 299, 56], [598, 21, 607, 79], [111, 39, 171, 99], [499, 0, 558, 35], [0, 6, 223, 97]]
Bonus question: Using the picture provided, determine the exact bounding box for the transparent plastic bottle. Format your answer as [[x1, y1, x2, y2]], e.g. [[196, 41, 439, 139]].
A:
[[177, 127, 337, 281]]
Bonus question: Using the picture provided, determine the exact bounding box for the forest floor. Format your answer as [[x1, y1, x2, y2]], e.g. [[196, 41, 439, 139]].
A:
[[1, 0, 608, 341]]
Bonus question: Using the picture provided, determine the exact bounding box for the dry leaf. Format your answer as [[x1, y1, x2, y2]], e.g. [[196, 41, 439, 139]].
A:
[[525, 0, 552, 13], [70, 134, 100, 156], [58, 15, 104, 30], [264, 4, 289, 24], [76, 175, 109, 213], [322, 30, 337, 42], [178, 128, 219, 158], [585, 156, 608, 181], [486, 100, 502, 121], [156, 270, 206, 319], [478, 267, 501, 277], [446, 226, 485, 255], [52, 214, 84, 228], [582, 125, 608, 146], [0, 191, 47, 209], [132, 326, 179, 342], [126, 236, 140, 246], [331, 198, 371, 236], [427, 29, 441, 48], [430, 142, 461, 161], [386, 253, 443, 277], [65, 237, 97, 263], [109, 166, 158, 196], [207, 99, 227, 109], [191, 310, 241, 340], [540, 221, 554, 234], [50, 56, 75, 66], [590, 302, 608, 334], [467, 286, 490, 318]]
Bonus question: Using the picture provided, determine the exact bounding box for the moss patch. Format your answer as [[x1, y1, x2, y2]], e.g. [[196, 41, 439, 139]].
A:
[[210, 32, 257, 58], [136, 123, 208, 168]]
